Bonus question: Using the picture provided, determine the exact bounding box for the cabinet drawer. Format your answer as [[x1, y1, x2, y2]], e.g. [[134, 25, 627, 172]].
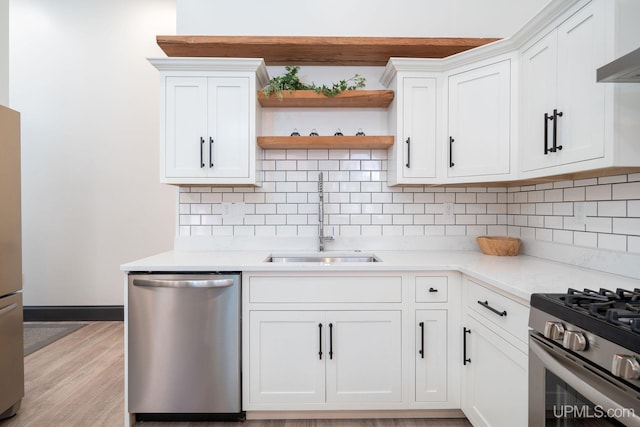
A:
[[415, 276, 448, 303], [249, 275, 402, 303], [466, 279, 528, 342]]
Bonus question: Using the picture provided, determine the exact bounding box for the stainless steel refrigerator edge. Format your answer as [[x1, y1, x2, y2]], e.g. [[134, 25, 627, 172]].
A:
[[128, 273, 242, 419], [0, 105, 24, 419]]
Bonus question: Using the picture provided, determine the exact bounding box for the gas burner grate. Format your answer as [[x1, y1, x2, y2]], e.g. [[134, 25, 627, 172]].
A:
[[606, 309, 640, 325], [559, 288, 640, 334]]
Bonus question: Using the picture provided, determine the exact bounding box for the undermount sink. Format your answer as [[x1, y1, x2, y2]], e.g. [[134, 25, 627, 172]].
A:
[[265, 253, 380, 263]]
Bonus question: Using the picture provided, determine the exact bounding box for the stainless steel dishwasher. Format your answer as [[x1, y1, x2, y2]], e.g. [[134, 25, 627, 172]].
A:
[[128, 272, 242, 421]]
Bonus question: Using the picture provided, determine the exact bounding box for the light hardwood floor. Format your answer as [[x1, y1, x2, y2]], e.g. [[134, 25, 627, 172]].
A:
[[0, 322, 124, 427], [0, 322, 470, 427]]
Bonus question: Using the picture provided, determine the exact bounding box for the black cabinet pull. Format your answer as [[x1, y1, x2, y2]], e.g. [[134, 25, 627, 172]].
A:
[[318, 323, 323, 360], [449, 136, 455, 167], [428, 287, 438, 293], [329, 323, 334, 360], [419, 321, 425, 359], [477, 300, 507, 317], [544, 113, 552, 155], [200, 137, 205, 168], [405, 137, 411, 168], [463, 327, 471, 365], [551, 109, 563, 152], [209, 137, 214, 168]]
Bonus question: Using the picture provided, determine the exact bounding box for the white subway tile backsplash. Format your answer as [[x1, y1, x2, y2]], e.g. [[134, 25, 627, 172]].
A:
[[553, 229, 573, 244], [362, 203, 382, 214], [545, 189, 563, 202], [574, 231, 598, 248], [586, 184, 611, 201], [544, 216, 563, 229], [613, 218, 640, 236], [600, 175, 627, 184], [383, 203, 404, 214], [180, 193, 201, 204], [477, 193, 497, 203], [554, 180, 574, 189], [536, 228, 553, 242], [574, 178, 598, 187], [553, 202, 573, 216], [191, 226, 212, 236], [191, 204, 212, 215], [351, 193, 372, 204], [613, 182, 640, 200], [435, 193, 456, 203], [176, 154, 638, 254], [563, 187, 585, 201], [598, 201, 626, 217], [598, 233, 627, 251]]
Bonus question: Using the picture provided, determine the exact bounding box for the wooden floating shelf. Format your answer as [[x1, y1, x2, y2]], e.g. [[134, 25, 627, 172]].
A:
[[257, 136, 394, 150], [156, 35, 501, 66], [258, 90, 394, 108]]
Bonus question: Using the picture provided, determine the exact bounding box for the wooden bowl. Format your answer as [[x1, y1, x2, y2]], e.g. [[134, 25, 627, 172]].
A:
[[476, 236, 521, 256]]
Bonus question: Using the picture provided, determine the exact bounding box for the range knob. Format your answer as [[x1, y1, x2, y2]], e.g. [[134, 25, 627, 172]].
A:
[[562, 330, 587, 351], [612, 355, 640, 380], [544, 321, 565, 340]]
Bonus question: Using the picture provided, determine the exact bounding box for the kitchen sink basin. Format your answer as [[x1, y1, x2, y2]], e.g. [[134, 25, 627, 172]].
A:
[[265, 253, 380, 263]]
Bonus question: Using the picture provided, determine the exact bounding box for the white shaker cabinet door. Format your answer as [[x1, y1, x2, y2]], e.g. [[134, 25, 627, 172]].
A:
[[401, 77, 438, 180], [520, 30, 558, 172], [164, 77, 209, 179], [415, 309, 448, 402], [555, 2, 606, 166], [462, 314, 528, 427], [248, 311, 325, 404], [520, 0, 607, 173], [447, 60, 511, 178], [206, 77, 251, 179], [325, 311, 402, 403]]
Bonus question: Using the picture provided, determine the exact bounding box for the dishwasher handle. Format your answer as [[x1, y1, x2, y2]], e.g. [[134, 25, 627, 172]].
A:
[[133, 278, 235, 289]]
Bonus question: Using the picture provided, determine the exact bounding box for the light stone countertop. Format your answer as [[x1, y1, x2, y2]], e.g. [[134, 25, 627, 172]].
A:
[[121, 249, 640, 303]]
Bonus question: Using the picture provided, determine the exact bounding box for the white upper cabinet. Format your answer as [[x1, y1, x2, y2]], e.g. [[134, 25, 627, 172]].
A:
[[384, 66, 439, 185], [150, 58, 268, 185], [447, 58, 512, 180], [382, 55, 514, 185], [519, 0, 640, 176]]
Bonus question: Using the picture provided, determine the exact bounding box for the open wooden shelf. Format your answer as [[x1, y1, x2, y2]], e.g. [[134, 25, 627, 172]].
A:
[[258, 90, 394, 108], [156, 36, 501, 66], [257, 136, 394, 150]]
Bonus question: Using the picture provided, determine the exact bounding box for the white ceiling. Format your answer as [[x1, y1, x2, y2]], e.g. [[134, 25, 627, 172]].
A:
[[176, 0, 552, 38]]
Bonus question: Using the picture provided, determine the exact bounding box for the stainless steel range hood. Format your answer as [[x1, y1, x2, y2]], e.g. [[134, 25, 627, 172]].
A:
[[597, 47, 640, 82]]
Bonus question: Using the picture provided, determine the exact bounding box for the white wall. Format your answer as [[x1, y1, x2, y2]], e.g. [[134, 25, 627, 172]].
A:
[[10, 0, 176, 306], [0, 0, 8, 104], [176, 0, 550, 37]]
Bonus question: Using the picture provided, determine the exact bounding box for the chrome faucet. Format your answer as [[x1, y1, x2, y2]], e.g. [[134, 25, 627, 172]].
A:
[[318, 172, 333, 251]]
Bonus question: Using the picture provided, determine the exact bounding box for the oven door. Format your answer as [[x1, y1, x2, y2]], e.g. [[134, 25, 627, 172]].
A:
[[530, 332, 640, 426]]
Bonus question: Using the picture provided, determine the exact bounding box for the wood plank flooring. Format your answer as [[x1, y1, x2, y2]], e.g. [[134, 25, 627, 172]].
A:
[[0, 322, 471, 427], [0, 322, 124, 427]]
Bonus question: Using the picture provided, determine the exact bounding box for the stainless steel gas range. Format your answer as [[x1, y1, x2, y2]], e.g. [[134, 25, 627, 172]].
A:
[[529, 288, 640, 426]]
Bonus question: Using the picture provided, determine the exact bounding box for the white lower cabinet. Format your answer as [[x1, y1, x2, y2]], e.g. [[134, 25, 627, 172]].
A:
[[462, 314, 528, 427], [248, 311, 325, 404], [248, 310, 402, 406], [244, 271, 527, 420], [461, 277, 528, 427], [244, 273, 405, 411], [415, 309, 448, 402]]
